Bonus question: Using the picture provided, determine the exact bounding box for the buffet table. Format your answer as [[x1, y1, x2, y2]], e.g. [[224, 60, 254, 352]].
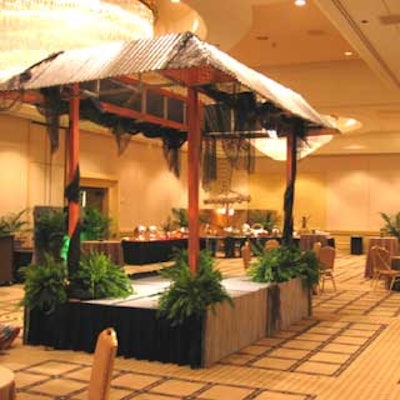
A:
[[122, 238, 209, 265], [0, 366, 16, 400]]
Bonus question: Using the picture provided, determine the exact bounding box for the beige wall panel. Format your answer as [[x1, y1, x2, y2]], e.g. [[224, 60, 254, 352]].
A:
[[28, 163, 49, 208], [367, 171, 400, 230], [249, 172, 285, 211], [0, 115, 29, 213], [295, 173, 326, 231], [118, 141, 187, 231], [326, 170, 370, 230]]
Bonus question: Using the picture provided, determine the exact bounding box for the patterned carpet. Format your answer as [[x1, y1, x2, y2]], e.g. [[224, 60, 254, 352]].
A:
[[2, 253, 400, 399]]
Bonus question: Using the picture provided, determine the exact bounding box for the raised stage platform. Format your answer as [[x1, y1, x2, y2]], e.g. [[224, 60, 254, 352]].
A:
[[25, 275, 311, 368]]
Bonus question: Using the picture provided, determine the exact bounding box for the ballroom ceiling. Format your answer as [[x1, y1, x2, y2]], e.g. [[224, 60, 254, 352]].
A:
[[179, 0, 400, 156], [2, 0, 399, 157]]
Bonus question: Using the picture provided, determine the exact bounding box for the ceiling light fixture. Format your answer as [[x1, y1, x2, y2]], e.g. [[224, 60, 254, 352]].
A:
[[0, 0, 155, 81], [294, 0, 307, 6], [344, 51, 353, 56], [253, 135, 334, 161]]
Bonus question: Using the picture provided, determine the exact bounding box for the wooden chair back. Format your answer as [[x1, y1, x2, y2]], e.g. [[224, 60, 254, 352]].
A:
[[319, 246, 335, 270], [264, 239, 280, 251], [88, 327, 118, 400], [241, 241, 252, 270]]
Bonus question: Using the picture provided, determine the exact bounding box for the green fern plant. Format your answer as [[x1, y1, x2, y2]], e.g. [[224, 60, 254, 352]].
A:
[[248, 245, 320, 286], [158, 249, 233, 325], [380, 212, 400, 239], [21, 254, 68, 315], [0, 208, 30, 237], [81, 206, 112, 240], [69, 251, 133, 300], [171, 207, 188, 228]]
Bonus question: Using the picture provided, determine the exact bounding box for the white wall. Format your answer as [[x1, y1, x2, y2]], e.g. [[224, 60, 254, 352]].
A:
[[1, 112, 400, 235]]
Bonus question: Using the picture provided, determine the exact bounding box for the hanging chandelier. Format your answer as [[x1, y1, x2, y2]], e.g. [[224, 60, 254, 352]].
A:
[[0, 0, 156, 80]]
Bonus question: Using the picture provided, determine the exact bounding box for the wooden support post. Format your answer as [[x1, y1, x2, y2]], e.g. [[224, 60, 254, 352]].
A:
[[282, 131, 297, 246], [68, 83, 80, 237], [187, 87, 201, 274]]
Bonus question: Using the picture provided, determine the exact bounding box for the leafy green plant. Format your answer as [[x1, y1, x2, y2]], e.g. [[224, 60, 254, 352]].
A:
[[158, 249, 233, 325], [0, 208, 30, 237], [250, 210, 280, 232], [68, 251, 133, 300], [171, 207, 188, 228], [380, 212, 400, 239], [21, 254, 68, 314], [81, 206, 112, 240], [248, 245, 320, 286], [34, 208, 65, 262]]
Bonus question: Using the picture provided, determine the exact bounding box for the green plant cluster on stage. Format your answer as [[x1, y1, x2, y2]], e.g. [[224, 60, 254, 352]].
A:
[[34, 208, 65, 262], [0, 208, 30, 237], [248, 245, 320, 286], [22, 251, 133, 313], [380, 212, 400, 239], [21, 254, 68, 315], [158, 249, 233, 325], [81, 206, 112, 240], [69, 251, 133, 300]]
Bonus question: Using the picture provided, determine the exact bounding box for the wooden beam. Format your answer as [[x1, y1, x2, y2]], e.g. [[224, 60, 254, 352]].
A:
[[117, 76, 188, 102], [0, 90, 43, 104], [100, 101, 188, 132], [68, 83, 80, 237], [187, 87, 201, 275]]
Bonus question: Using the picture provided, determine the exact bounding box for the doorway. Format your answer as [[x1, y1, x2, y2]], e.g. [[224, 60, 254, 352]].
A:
[[80, 187, 108, 214]]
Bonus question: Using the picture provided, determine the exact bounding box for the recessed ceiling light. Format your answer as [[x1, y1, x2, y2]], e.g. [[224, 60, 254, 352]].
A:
[[344, 51, 353, 56], [294, 0, 306, 6], [171, 0, 181, 3]]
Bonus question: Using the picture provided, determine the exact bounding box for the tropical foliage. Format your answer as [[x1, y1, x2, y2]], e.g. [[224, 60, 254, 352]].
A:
[[0, 208, 30, 237], [158, 249, 232, 325], [248, 245, 320, 286], [81, 206, 112, 240], [21, 254, 68, 314], [380, 212, 400, 239], [68, 251, 133, 300], [34, 208, 65, 262]]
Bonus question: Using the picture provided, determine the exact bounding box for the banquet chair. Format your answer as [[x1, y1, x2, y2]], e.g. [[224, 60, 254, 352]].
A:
[[264, 239, 280, 251], [312, 241, 322, 258], [241, 241, 252, 270], [318, 246, 336, 293], [370, 245, 400, 291], [88, 327, 118, 400]]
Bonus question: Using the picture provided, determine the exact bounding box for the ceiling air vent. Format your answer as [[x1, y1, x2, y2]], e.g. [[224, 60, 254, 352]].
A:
[[379, 14, 400, 25]]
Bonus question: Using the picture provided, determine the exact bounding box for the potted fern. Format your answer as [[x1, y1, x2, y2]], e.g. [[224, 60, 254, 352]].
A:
[[158, 249, 232, 325], [380, 212, 400, 239], [248, 245, 319, 335], [68, 251, 133, 300], [21, 254, 68, 315], [0, 208, 30, 247]]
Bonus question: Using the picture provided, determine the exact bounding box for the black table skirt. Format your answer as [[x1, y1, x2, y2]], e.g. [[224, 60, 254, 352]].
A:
[[26, 303, 204, 368], [122, 238, 208, 265]]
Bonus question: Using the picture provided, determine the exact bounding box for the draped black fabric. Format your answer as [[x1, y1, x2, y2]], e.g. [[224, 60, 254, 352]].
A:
[[162, 132, 186, 177], [65, 165, 80, 280], [27, 304, 205, 368], [282, 119, 306, 246], [37, 87, 67, 153], [282, 134, 297, 247], [202, 137, 217, 190]]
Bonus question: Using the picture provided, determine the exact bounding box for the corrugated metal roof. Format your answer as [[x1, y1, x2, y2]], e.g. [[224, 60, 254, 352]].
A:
[[0, 32, 337, 131]]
